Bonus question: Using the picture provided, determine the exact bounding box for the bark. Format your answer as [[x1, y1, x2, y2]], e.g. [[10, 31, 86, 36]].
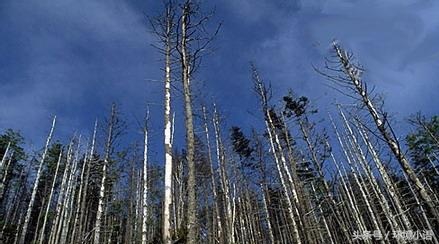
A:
[[333, 43, 439, 222], [0, 152, 13, 201], [356, 121, 413, 231], [19, 116, 56, 244], [94, 104, 117, 244], [49, 142, 74, 244], [37, 149, 63, 244], [213, 106, 234, 244], [143, 118, 149, 244], [77, 120, 98, 243], [161, 3, 174, 243], [254, 76, 302, 244], [0, 142, 11, 172], [202, 106, 222, 244], [59, 139, 81, 244], [180, 3, 197, 243], [339, 107, 404, 237]]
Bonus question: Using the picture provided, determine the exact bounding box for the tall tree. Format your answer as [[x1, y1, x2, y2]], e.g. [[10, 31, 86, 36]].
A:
[[19, 116, 56, 244], [325, 42, 439, 222], [176, 1, 219, 242], [94, 104, 123, 244], [150, 2, 176, 242]]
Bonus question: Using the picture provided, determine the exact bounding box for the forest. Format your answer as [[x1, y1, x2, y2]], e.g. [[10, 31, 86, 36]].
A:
[[0, 1, 438, 244]]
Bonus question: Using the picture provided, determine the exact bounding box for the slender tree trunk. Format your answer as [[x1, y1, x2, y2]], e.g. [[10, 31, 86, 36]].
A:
[[162, 4, 174, 242], [333, 43, 439, 222], [254, 132, 275, 244], [77, 120, 98, 243], [0, 151, 13, 201], [356, 120, 413, 231], [202, 106, 222, 244], [297, 119, 351, 243], [143, 117, 149, 244], [0, 142, 10, 172], [254, 74, 302, 244], [38, 149, 63, 244], [19, 116, 56, 244], [180, 4, 197, 243], [213, 106, 234, 244], [94, 104, 117, 244], [334, 119, 385, 242], [338, 107, 403, 237], [49, 142, 73, 244], [59, 139, 81, 244]]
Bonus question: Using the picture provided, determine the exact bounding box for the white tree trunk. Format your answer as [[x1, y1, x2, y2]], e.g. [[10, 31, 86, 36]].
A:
[[0, 151, 13, 200], [331, 114, 384, 243], [19, 116, 56, 244], [94, 105, 117, 244], [202, 106, 222, 243], [333, 44, 439, 221], [213, 106, 235, 244], [38, 149, 63, 244], [162, 5, 174, 241], [77, 120, 98, 243], [59, 138, 81, 244], [49, 141, 74, 244], [143, 120, 149, 244], [0, 142, 11, 171]]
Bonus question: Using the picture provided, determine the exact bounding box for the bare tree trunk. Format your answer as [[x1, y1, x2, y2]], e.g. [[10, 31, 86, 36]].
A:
[[356, 120, 413, 231], [0, 142, 10, 173], [32, 196, 46, 244], [38, 149, 63, 244], [213, 105, 234, 244], [180, 3, 198, 242], [59, 139, 81, 244], [49, 141, 74, 244], [202, 106, 222, 244], [94, 104, 117, 244], [254, 76, 302, 244], [71, 122, 97, 244], [0, 151, 13, 201], [143, 115, 150, 244], [77, 120, 98, 243], [338, 107, 404, 237], [160, 3, 174, 242], [297, 119, 351, 243], [254, 132, 275, 244], [332, 43, 439, 221], [336, 123, 384, 242], [19, 116, 56, 244]]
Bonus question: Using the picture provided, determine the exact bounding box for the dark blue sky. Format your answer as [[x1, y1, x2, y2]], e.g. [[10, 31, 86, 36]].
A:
[[1, 0, 438, 152]]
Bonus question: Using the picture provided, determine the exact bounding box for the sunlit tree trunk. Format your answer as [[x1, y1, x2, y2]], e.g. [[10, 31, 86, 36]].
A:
[[77, 120, 97, 243], [143, 115, 149, 244], [160, 3, 175, 242], [94, 104, 117, 244], [213, 105, 234, 244], [254, 73, 302, 244], [19, 116, 56, 244], [59, 139, 81, 244], [49, 141, 73, 244], [356, 120, 413, 231], [330, 115, 379, 243], [0, 142, 11, 172], [179, 3, 198, 242], [202, 106, 222, 244], [333, 43, 439, 221], [38, 149, 63, 244], [0, 151, 13, 201], [254, 132, 275, 244]]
